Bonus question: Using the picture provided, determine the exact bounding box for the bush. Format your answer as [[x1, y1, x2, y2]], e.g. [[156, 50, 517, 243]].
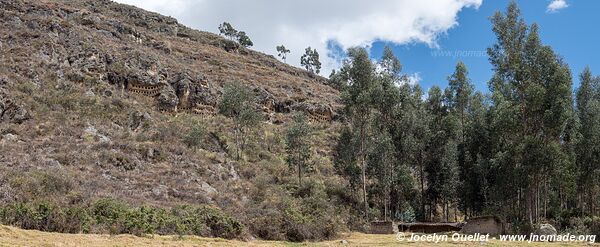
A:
[[396, 202, 416, 223], [122, 206, 170, 236], [246, 180, 344, 242], [170, 205, 211, 236], [564, 217, 590, 235], [196, 206, 244, 239], [92, 198, 127, 225], [0, 201, 81, 233], [183, 123, 207, 149], [64, 206, 92, 233], [170, 205, 243, 239], [0, 199, 244, 239]]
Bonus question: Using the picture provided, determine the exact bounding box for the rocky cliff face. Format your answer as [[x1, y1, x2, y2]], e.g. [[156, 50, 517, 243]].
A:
[[0, 0, 341, 209]]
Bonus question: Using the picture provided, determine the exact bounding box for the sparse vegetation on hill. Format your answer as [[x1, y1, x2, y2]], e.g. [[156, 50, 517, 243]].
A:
[[0, 0, 344, 241], [0, 0, 598, 243]]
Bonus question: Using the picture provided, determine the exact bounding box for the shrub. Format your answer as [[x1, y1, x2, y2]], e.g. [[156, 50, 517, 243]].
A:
[[564, 217, 590, 235], [170, 205, 243, 239], [92, 198, 128, 225], [91, 199, 128, 234], [122, 206, 170, 236], [169, 205, 208, 236], [64, 206, 92, 233], [0, 199, 244, 239], [0, 201, 81, 233], [183, 123, 207, 149], [197, 206, 244, 239], [396, 202, 416, 223], [246, 181, 343, 242]]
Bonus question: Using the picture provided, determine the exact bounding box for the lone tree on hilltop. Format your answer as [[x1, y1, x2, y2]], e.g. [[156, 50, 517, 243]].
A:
[[219, 22, 253, 48], [276, 45, 290, 63], [218, 22, 238, 40], [236, 31, 253, 48], [301, 47, 321, 74]]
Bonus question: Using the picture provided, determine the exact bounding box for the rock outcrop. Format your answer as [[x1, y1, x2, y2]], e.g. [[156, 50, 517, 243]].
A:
[[0, 87, 30, 124]]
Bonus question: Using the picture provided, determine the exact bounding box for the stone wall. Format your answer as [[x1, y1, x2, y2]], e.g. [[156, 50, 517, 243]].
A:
[[370, 221, 396, 234], [460, 216, 505, 235]]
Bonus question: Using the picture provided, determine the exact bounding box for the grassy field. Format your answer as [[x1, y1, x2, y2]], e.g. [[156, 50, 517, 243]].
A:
[[0, 225, 597, 247]]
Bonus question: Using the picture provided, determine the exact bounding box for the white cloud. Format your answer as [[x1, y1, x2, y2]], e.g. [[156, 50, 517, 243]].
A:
[[115, 0, 481, 76], [405, 72, 422, 86], [547, 0, 569, 13]]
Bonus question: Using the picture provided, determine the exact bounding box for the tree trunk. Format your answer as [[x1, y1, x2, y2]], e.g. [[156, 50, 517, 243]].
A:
[[362, 156, 368, 221], [419, 150, 425, 221], [536, 178, 539, 224], [445, 202, 449, 222], [234, 127, 241, 160], [455, 205, 458, 222], [384, 200, 388, 221], [527, 184, 534, 226], [544, 176, 547, 219]]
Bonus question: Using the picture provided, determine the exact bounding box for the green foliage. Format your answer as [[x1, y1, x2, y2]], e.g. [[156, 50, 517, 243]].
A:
[[0, 201, 90, 233], [486, 1, 575, 224], [327, 68, 349, 90], [219, 81, 262, 160], [300, 47, 321, 74], [285, 112, 312, 186], [276, 45, 290, 62], [218, 22, 237, 40], [333, 127, 360, 189], [183, 122, 207, 149], [575, 67, 600, 216], [246, 179, 344, 241], [396, 202, 416, 223], [336, 47, 378, 219], [91, 198, 128, 231], [0, 199, 244, 239], [379, 45, 402, 80], [218, 22, 252, 47], [236, 31, 253, 48], [447, 61, 473, 117]]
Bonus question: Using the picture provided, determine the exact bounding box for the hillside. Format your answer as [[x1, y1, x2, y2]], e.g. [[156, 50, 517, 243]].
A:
[[4, 0, 598, 244], [0, 0, 347, 241]]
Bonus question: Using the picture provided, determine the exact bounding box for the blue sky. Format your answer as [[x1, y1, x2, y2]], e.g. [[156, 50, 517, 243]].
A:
[[369, 0, 600, 93]]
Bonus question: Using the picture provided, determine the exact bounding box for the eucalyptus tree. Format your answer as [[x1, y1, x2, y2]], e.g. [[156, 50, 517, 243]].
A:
[[276, 45, 290, 63], [300, 47, 321, 74], [218, 22, 238, 40], [487, 1, 574, 224], [218, 82, 262, 160], [285, 112, 312, 187], [576, 68, 600, 216]]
